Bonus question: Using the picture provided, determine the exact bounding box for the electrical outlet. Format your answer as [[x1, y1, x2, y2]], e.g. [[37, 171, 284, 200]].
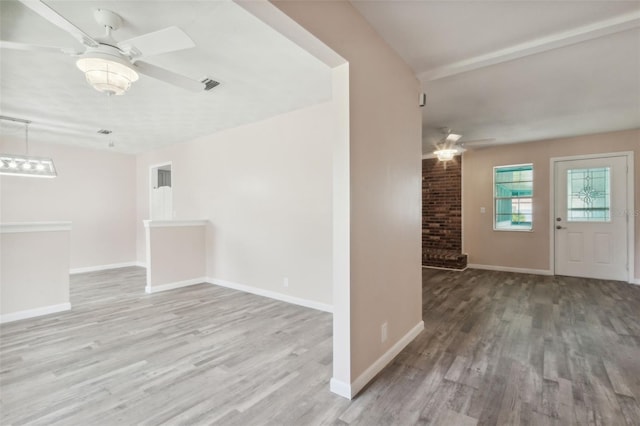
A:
[[283, 277, 289, 288], [381, 321, 388, 343]]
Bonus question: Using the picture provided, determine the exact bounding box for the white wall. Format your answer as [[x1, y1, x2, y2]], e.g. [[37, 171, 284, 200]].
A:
[[1, 224, 71, 322], [0, 140, 137, 270], [136, 101, 334, 306], [144, 221, 207, 293]]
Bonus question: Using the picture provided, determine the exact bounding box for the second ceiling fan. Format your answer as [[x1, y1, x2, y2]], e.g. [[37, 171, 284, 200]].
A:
[[432, 128, 497, 161]]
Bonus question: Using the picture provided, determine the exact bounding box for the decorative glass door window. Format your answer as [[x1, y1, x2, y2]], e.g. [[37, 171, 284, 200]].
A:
[[567, 167, 610, 222]]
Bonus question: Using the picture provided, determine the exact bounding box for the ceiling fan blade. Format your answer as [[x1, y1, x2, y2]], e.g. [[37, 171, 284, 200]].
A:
[[19, 0, 98, 47], [445, 133, 462, 143], [118, 26, 195, 59], [461, 138, 497, 147], [134, 61, 219, 92], [0, 40, 72, 54]]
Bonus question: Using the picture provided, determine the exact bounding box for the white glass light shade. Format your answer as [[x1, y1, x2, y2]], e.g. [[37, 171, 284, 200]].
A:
[[434, 149, 457, 162], [76, 57, 139, 95], [0, 155, 57, 178]]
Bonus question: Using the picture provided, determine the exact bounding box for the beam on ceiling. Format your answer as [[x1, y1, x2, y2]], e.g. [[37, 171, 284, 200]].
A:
[[419, 10, 640, 82]]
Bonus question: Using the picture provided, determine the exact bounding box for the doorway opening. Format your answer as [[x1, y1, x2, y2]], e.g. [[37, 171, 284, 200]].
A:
[[150, 162, 173, 220]]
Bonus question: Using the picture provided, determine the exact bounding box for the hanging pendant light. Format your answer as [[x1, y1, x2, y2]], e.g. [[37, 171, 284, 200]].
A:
[[0, 116, 57, 178]]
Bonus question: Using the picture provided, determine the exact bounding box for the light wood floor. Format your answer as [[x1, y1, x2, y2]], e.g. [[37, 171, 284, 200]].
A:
[[1, 267, 639, 425]]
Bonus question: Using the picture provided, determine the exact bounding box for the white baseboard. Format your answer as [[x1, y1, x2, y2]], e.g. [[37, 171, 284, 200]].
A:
[[207, 277, 333, 313], [467, 263, 553, 276], [70, 261, 139, 274], [467, 265, 638, 283], [0, 302, 71, 324], [422, 265, 468, 272], [330, 378, 352, 399], [338, 320, 425, 399], [145, 277, 207, 294]]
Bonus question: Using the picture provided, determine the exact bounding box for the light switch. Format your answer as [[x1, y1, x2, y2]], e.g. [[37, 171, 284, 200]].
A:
[[480, 207, 486, 214]]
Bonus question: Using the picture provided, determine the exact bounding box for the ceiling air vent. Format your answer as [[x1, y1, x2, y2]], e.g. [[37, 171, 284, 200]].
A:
[[97, 129, 112, 135], [202, 78, 220, 91]]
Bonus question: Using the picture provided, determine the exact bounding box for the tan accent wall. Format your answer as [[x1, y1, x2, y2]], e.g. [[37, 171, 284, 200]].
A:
[[463, 128, 639, 280], [273, 0, 423, 381]]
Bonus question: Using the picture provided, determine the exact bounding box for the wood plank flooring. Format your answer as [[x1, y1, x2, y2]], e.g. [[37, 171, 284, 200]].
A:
[[1, 267, 639, 425]]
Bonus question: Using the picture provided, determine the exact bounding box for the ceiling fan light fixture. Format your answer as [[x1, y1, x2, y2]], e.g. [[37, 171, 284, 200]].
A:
[[434, 148, 457, 162], [76, 54, 138, 95]]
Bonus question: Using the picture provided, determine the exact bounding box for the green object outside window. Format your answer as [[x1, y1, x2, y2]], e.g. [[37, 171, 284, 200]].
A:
[[494, 164, 533, 230]]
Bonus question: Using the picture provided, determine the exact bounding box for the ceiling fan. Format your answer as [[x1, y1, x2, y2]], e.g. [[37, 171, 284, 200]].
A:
[[433, 128, 464, 161], [432, 128, 497, 161], [1, 0, 220, 95]]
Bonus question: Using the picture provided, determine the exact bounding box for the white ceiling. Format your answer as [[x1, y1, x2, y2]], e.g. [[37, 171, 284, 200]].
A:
[[0, 0, 332, 153], [2, 1, 638, 156], [351, 1, 640, 153]]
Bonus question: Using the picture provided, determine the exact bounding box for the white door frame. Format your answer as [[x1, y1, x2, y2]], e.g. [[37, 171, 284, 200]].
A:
[[549, 151, 635, 283], [149, 161, 173, 220]]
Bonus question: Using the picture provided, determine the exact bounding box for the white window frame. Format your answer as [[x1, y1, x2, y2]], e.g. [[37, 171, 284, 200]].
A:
[[493, 163, 534, 232]]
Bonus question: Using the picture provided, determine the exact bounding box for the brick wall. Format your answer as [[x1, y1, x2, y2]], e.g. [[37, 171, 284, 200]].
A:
[[422, 157, 465, 268]]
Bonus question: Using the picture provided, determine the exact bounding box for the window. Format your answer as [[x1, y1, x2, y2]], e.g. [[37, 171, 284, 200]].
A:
[[567, 167, 610, 222], [494, 164, 533, 231]]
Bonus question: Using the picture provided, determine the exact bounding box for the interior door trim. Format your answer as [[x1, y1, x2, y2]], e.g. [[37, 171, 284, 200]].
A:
[[549, 151, 635, 283], [149, 161, 173, 219]]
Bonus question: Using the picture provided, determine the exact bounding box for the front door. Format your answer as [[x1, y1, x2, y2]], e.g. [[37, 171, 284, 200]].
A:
[[554, 155, 629, 281]]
